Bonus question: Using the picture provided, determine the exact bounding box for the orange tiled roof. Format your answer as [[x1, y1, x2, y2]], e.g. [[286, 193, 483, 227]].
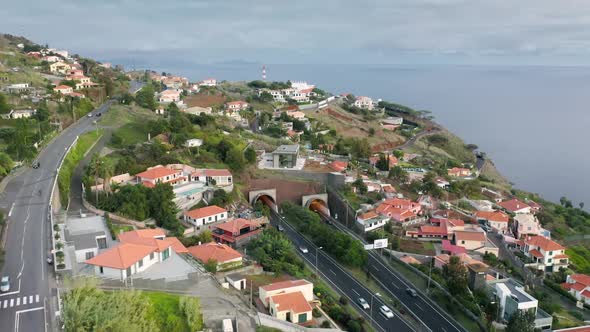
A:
[[525, 235, 565, 251], [270, 291, 312, 314], [454, 231, 486, 242], [215, 218, 259, 234], [528, 249, 544, 259], [475, 211, 509, 223], [187, 242, 242, 264], [85, 243, 155, 269], [205, 169, 232, 177], [184, 205, 227, 219], [571, 274, 590, 286], [498, 198, 529, 212], [136, 166, 179, 180], [358, 210, 379, 220]]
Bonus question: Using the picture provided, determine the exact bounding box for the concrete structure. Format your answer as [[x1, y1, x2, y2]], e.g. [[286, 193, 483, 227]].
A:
[[226, 100, 249, 111], [249, 189, 277, 210], [6, 83, 31, 93], [376, 198, 423, 225], [514, 213, 542, 238], [487, 278, 552, 330], [301, 193, 328, 210], [136, 165, 186, 188], [271, 145, 300, 169], [158, 89, 181, 103], [8, 109, 36, 119], [212, 219, 263, 247], [356, 210, 390, 232], [184, 138, 203, 148], [64, 215, 109, 263], [448, 167, 472, 178], [226, 273, 247, 290], [353, 96, 374, 110]]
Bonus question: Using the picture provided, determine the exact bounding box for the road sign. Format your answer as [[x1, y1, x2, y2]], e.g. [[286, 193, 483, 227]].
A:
[[364, 244, 374, 250], [374, 238, 388, 249]]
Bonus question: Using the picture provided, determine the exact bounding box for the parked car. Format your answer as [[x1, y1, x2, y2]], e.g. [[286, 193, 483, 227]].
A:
[[96, 112, 101, 117], [87, 113, 93, 117], [358, 297, 370, 310], [299, 246, 309, 254], [32, 161, 40, 169], [47, 254, 53, 265], [0, 276, 10, 292], [406, 288, 418, 297], [380, 305, 394, 319]]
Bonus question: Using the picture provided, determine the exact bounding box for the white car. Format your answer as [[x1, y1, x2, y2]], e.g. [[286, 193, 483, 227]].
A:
[[87, 113, 93, 117], [358, 297, 370, 310], [380, 305, 394, 319], [299, 246, 309, 254], [0, 276, 10, 292]]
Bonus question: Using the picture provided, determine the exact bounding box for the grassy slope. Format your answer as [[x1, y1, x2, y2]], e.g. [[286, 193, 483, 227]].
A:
[[100, 104, 158, 147], [143, 292, 192, 332]]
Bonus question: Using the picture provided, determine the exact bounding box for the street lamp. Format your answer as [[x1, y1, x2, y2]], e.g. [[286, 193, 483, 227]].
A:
[[370, 292, 381, 327], [426, 255, 433, 294], [315, 246, 323, 275]]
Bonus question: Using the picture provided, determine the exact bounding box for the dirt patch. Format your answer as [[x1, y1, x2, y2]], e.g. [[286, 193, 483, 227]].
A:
[[371, 141, 402, 153], [184, 93, 226, 108], [324, 107, 353, 122], [399, 239, 436, 256], [303, 160, 333, 172]]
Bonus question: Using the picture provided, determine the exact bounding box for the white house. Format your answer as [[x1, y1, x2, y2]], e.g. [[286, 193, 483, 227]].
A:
[[522, 235, 569, 272], [562, 274, 590, 305], [136, 165, 186, 187], [9, 109, 36, 119], [356, 210, 390, 232], [158, 89, 181, 103], [184, 138, 203, 148], [354, 96, 374, 110], [259, 279, 314, 324], [493, 279, 538, 322], [183, 205, 228, 228], [200, 78, 217, 87], [226, 100, 249, 111]]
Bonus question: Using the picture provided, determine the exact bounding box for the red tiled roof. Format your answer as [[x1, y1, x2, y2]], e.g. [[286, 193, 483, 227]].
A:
[[54, 85, 72, 90], [270, 291, 312, 314], [227, 100, 248, 106], [358, 210, 379, 220], [454, 231, 486, 242], [581, 290, 590, 299], [447, 219, 465, 227], [215, 218, 259, 234], [554, 326, 590, 332], [525, 235, 565, 251], [118, 228, 187, 254], [184, 205, 226, 219], [187, 242, 242, 264], [554, 254, 569, 259], [136, 166, 179, 180], [400, 255, 421, 264], [571, 274, 590, 286], [528, 249, 544, 259], [442, 240, 467, 255], [498, 199, 529, 212], [205, 169, 232, 177], [329, 161, 348, 172], [261, 279, 311, 292]]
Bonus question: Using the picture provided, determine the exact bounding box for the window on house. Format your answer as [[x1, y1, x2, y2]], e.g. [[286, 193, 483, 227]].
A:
[[461, 240, 465, 244], [96, 237, 107, 249], [549, 251, 553, 256], [228, 177, 232, 183], [85, 252, 94, 260], [208, 216, 212, 221], [150, 252, 154, 260], [99, 266, 104, 274], [138, 258, 143, 268]]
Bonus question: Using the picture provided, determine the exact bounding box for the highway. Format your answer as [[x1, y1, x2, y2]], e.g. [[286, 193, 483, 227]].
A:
[[269, 211, 416, 332], [328, 216, 468, 332], [0, 101, 113, 332]]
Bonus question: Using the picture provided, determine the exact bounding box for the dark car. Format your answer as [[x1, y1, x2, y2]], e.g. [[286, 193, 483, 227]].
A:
[[96, 112, 102, 117], [47, 254, 53, 265], [32, 161, 40, 169]]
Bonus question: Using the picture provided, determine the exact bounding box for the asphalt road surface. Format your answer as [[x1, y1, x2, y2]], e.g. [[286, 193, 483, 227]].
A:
[[270, 211, 416, 332], [329, 216, 467, 332], [0, 101, 113, 332]]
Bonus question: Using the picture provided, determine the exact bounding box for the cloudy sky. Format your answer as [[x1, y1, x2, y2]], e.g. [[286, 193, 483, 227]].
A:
[[2, 0, 590, 66]]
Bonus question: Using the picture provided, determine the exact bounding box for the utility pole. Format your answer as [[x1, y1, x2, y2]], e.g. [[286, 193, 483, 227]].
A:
[[95, 157, 100, 203], [249, 280, 253, 309]]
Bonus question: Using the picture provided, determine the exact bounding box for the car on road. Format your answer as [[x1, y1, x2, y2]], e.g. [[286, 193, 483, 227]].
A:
[[96, 112, 101, 117], [299, 246, 309, 254], [32, 161, 40, 169], [47, 254, 53, 265], [380, 305, 394, 318], [277, 224, 285, 232], [358, 297, 370, 310], [0, 276, 10, 292], [87, 113, 93, 117], [406, 288, 418, 297]]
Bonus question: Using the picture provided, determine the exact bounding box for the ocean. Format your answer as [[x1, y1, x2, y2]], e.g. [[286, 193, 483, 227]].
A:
[[110, 59, 590, 207]]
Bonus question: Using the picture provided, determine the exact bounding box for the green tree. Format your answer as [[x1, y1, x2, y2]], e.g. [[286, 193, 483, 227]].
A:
[[392, 150, 404, 159], [375, 154, 390, 171], [204, 258, 218, 273], [352, 178, 368, 195], [506, 310, 535, 332], [0, 153, 14, 176], [225, 146, 246, 172], [388, 166, 409, 183], [179, 297, 203, 331], [149, 183, 179, 232], [135, 84, 157, 110], [350, 138, 371, 160], [368, 127, 376, 136], [443, 255, 468, 295], [244, 147, 257, 164], [0, 93, 10, 114]]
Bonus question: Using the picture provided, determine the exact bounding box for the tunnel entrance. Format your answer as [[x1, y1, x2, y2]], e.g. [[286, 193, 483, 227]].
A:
[[309, 199, 330, 218], [254, 194, 277, 212]]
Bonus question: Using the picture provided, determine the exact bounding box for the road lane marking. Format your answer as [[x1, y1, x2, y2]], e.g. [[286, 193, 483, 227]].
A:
[[415, 303, 423, 311], [329, 269, 336, 276], [23, 296, 26, 305], [10, 298, 14, 307], [15, 306, 45, 332], [29, 296, 33, 304], [441, 328, 447, 332], [391, 282, 400, 289], [8, 202, 14, 217], [352, 289, 360, 296], [16, 297, 20, 306], [35, 295, 39, 303], [3, 300, 7, 308]]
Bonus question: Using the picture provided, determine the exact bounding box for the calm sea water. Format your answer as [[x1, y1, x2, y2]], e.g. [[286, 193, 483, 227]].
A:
[[111, 59, 590, 207]]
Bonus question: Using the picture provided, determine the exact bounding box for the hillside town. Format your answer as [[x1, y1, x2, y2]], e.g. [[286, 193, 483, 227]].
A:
[[1, 34, 590, 332]]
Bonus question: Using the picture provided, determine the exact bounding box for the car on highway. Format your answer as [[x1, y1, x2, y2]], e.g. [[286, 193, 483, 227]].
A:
[[380, 305, 394, 319], [0, 276, 10, 292], [87, 113, 93, 117], [47, 254, 54, 265], [32, 161, 40, 169], [96, 112, 102, 117], [406, 288, 418, 297], [299, 246, 309, 254], [277, 224, 285, 232], [358, 297, 370, 310]]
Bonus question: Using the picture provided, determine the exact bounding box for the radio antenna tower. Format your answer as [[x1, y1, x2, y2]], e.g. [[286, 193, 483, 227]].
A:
[[262, 65, 267, 81]]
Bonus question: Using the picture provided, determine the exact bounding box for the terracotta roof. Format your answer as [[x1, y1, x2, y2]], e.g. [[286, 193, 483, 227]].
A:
[[227, 100, 248, 106], [85, 243, 155, 269], [118, 229, 187, 254], [261, 279, 311, 292], [136, 166, 179, 180], [270, 291, 312, 314], [447, 219, 465, 227], [454, 231, 486, 242], [581, 290, 590, 299], [571, 274, 590, 286], [554, 254, 569, 259], [118, 229, 165, 241], [525, 235, 565, 251], [498, 199, 529, 212], [554, 326, 590, 332], [165, 237, 189, 254], [475, 211, 509, 223], [528, 249, 544, 259], [54, 85, 72, 90], [420, 225, 447, 235], [184, 205, 227, 219], [215, 218, 259, 234], [442, 239, 467, 255], [329, 161, 348, 172], [382, 184, 396, 193], [568, 282, 587, 292], [205, 169, 232, 177], [187, 242, 242, 264], [527, 200, 542, 209], [400, 255, 421, 264], [358, 210, 379, 220]]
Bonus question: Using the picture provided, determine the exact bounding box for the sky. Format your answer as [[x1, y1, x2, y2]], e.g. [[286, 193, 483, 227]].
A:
[[2, 0, 590, 66]]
